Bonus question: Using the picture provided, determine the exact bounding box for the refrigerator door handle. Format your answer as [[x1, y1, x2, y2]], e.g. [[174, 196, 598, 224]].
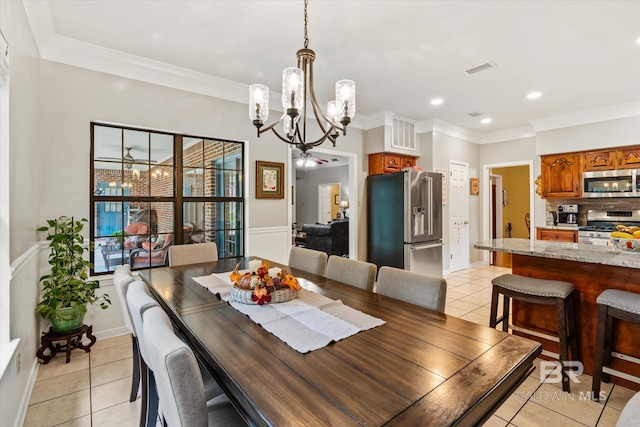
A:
[[411, 242, 443, 250], [423, 176, 433, 236]]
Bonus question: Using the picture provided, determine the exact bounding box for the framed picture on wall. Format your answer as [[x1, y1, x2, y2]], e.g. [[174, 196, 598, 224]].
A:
[[470, 178, 479, 195], [256, 161, 284, 199], [334, 194, 340, 205]]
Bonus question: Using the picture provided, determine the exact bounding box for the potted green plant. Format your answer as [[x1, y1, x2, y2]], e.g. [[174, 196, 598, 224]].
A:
[[37, 216, 111, 332], [110, 230, 128, 249]]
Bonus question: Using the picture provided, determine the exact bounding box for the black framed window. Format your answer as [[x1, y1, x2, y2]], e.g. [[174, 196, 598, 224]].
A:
[[90, 123, 244, 274]]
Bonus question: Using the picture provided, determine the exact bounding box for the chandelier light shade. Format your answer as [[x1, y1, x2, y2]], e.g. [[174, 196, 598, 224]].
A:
[[249, 0, 355, 153], [249, 84, 269, 124]]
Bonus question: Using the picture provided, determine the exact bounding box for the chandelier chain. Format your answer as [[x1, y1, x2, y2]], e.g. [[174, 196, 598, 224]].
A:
[[303, 0, 309, 49]]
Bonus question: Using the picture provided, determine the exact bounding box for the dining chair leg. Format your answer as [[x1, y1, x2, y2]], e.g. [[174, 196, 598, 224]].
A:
[[139, 359, 159, 427], [139, 358, 148, 427], [130, 335, 141, 403], [146, 369, 159, 427]]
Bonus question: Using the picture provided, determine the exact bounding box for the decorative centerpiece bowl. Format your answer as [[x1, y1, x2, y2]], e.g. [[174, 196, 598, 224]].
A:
[[229, 261, 300, 305], [610, 237, 640, 253]]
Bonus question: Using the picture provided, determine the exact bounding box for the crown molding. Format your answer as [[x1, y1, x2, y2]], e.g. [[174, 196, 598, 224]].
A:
[[416, 119, 483, 143], [479, 126, 536, 144], [530, 101, 640, 132], [21, 0, 54, 57], [22, 0, 637, 144]]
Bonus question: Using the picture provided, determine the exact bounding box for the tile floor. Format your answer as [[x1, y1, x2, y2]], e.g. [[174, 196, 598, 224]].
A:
[[24, 265, 635, 426]]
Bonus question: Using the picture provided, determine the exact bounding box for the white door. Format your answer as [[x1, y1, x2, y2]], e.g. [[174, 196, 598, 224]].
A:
[[318, 184, 332, 223], [449, 161, 469, 272]]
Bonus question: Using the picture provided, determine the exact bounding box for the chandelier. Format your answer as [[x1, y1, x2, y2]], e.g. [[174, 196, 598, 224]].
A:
[[249, 0, 355, 153]]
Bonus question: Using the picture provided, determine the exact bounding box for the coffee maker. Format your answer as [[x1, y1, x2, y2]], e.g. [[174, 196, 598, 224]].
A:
[[557, 204, 579, 226]]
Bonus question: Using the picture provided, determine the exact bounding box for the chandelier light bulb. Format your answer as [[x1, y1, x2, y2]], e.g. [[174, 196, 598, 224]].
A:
[[282, 67, 304, 111], [249, 84, 269, 123], [336, 80, 356, 119]]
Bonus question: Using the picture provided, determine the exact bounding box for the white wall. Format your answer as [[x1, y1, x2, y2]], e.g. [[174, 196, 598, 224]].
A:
[[1, 2, 43, 426], [38, 60, 292, 229], [432, 131, 482, 270], [536, 116, 640, 155]]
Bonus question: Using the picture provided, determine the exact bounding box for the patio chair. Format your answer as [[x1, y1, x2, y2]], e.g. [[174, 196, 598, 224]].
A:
[[129, 234, 173, 269]]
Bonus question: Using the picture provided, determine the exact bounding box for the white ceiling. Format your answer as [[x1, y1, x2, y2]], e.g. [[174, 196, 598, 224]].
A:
[[24, 0, 640, 140]]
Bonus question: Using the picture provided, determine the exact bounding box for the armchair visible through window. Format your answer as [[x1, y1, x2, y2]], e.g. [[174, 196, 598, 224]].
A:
[[129, 234, 173, 269]]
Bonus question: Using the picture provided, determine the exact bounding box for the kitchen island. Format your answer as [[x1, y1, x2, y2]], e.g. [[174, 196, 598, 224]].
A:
[[474, 238, 640, 391]]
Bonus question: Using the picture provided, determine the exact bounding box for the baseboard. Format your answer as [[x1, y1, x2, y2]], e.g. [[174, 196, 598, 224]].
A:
[[14, 357, 39, 427], [94, 326, 129, 341]]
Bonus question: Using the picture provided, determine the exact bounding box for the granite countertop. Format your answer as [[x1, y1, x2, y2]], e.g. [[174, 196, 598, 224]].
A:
[[474, 238, 640, 269]]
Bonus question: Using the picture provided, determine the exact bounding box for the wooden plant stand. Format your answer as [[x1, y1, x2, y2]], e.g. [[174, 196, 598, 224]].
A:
[[37, 324, 96, 364]]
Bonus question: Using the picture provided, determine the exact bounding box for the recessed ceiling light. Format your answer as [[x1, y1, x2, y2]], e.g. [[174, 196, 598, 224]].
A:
[[527, 91, 542, 100], [481, 118, 492, 124], [430, 98, 443, 106], [636, 37, 640, 45]]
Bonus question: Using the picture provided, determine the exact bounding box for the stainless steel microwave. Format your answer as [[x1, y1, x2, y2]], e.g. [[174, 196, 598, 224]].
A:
[[582, 169, 639, 198]]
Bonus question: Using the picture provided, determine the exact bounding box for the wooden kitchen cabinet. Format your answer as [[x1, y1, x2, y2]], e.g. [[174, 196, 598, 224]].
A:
[[536, 228, 578, 243], [368, 153, 416, 175], [541, 153, 581, 198], [616, 146, 640, 169], [583, 150, 615, 171]]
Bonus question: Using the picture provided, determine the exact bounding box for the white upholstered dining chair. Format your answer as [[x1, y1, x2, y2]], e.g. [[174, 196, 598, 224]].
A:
[[169, 242, 218, 267], [288, 247, 328, 276], [112, 265, 140, 403], [616, 391, 640, 427], [143, 306, 246, 426], [325, 255, 377, 292], [375, 266, 447, 313], [126, 280, 162, 427]]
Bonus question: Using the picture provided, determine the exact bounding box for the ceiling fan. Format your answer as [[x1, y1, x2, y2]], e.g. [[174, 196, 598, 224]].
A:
[[96, 147, 157, 169], [295, 152, 328, 168]]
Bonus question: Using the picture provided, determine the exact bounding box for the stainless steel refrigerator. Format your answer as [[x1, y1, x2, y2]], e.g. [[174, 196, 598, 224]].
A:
[[367, 169, 443, 277]]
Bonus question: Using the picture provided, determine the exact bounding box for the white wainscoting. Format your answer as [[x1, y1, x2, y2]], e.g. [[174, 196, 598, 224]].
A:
[[247, 226, 291, 265]]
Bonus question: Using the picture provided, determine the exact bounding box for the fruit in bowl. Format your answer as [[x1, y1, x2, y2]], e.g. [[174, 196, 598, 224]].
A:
[[610, 236, 640, 253]]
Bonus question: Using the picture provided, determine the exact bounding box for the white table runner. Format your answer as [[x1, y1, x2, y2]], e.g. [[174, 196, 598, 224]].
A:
[[192, 272, 385, 353]]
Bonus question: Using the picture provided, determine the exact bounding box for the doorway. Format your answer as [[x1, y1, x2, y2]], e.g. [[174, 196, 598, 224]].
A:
[[289, 147, 358, 259], [318, 183, 341, 223], [482, 161, 535, 266]]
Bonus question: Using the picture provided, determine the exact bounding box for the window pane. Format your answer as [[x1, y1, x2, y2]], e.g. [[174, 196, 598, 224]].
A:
[[224, 143, 243, 170], [129, 232, 173, 270], [183, 167, 204, 197], [221, 229, 243, 257], [94, 162, 123, 196], [183, 201, 205, 232], [150, 166, 173, 197], [230, 202, 244, 229], [204, 140, 224, 168], [150, 133, 173, 167], [224, 170, 242, 197], [125, 164, 149, 197], [204, 168, 217, 197], [94, 125, 123, 160], [123, 129, 150, 165], [149, 202, 174, 234], [183, 137, 203, 168]]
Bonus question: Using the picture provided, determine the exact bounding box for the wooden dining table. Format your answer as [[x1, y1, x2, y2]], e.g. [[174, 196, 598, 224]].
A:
[[138, 257, 541, 427]]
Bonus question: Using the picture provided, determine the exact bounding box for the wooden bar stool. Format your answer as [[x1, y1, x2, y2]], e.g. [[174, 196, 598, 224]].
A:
[[591, 289, 640, 402], [490, 274, 579, 392]]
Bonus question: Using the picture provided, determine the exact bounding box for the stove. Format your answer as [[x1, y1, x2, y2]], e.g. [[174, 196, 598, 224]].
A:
[[578, 210, 640, 245]]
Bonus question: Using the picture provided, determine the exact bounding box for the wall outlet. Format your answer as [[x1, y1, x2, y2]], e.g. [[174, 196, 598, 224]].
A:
[[15, 351, 20, 374]]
